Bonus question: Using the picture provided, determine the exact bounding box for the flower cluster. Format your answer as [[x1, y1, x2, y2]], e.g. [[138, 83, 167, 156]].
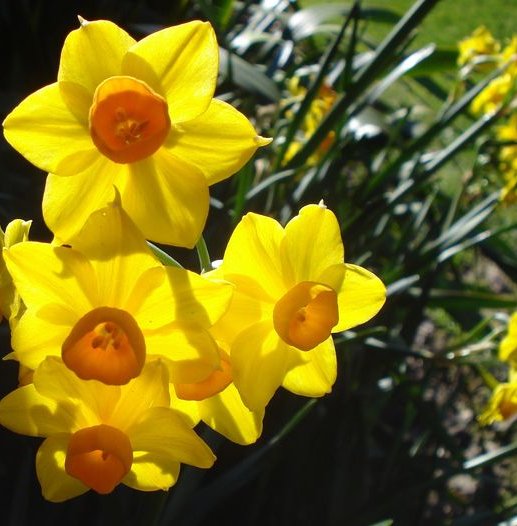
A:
[[458, 26, 517, 202], [0, 17, 385, 501]]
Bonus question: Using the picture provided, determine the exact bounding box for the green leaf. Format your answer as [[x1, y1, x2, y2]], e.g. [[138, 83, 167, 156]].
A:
[[421, 288, 517, 310], [219, 47, 280, 101], [288, 5, 400, 41], [274, 1, 358, 169], [285, 0, 442, 169], [406, 47, 458, 76]]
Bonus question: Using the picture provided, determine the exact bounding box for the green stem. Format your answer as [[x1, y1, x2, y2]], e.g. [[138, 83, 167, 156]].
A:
[[196, 235, 212, 273], [147, 242, 183, 268]]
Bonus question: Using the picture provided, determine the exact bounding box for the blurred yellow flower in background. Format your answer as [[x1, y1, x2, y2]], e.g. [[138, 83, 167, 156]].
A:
[[283, 78, 337, 166], [497, 115, 517, 203], [479, 381, 517, 425], [457, 26, 500, 68], [3, 18, 270, 247], [471, 73, 513, 115], [499, 312, 517, 367]]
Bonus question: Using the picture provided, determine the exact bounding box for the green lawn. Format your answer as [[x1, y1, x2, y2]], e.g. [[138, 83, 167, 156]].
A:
[[300, 0, 516, 47]]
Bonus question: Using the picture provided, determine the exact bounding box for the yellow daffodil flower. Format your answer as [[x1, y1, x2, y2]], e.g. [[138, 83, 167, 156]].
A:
[[478, 381, 517, 425], [0, 358, 215, 501], [209, 203, 386, 412], [283, 78, 337, 166], [171, 341, 264, 445], [4, 198, 233, 386], [3, 18, 270, 247], [496, 115, 517, 202], [499, 36, 517, 77], [471, 74, 513, 115], [457, 26, 500, 68], [0, 219, 31, 326], [499, 312, 517, 366]]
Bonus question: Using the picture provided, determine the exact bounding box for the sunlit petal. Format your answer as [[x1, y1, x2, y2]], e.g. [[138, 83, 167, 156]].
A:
[[0, 383, 74, 437], [199, 383, 264, 445], [333, 264, 386, 332], [281, 338, 337, 397], [109, 361, 170, 431], [42, 157, 120, 243], [122, 150, 208, 247], [11, 311, 74, 370], [222, 213, 286, 302], [124, 451, 180, 491], [36, 435, 89, 502], [127, 406, 215, 468], [146, 324, 220, 384], [168, 99, 271, 185], [58, 18, 135, 94], [3, 83, 95, 175], [71, 198, 160, 306], [124, 21, 217, 123], [283, 204, 344, 286], [5, 242, 98, 315], [231, 321, 301, 412]]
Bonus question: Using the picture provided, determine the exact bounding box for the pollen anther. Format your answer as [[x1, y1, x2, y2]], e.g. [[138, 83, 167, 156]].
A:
[[89, 76, 170, 164]]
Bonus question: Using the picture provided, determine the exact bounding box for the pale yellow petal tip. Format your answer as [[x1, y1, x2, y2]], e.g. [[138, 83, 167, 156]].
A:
[[2, 351, 17, 362], [4, 219, 32, 248], [318, 199, 327, 209], [255, 136, 273, 147], [77, 15, 89, 27]]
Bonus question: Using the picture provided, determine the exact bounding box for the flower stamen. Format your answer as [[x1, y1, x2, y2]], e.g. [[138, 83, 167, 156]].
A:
[[273, 281, 338, 351], [65, 424, 133, 494], [62, 307, 146, 385], [89, 76, 170, 163]]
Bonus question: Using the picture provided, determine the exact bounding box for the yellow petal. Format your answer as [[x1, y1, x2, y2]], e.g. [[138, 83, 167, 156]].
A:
[[168, 99, 271, 185], [11, 311, 72, 370], [70, 197, 160, 307], [0, 219, 31, 323], [3, 83, 96, 175], [146, 323, 220, 384], [58, 19, 135, 95], [333, 264, 386, 332], [281, 338, 337, 397], [165, 267, 234, 326], [210, 287, 272, 345], [122, 149, 209, 247], [123, 21, 217, 123], [4, 219, 31, 247], [34, 357, 116, 428], [36, 435, 89, 502], [0, 383, 74, 437], [124, 451, 180, 491], [127, 406, 215, 469], [199, 383, 264, 445], [231, 321, 301, 412], [283, 204, 344, 285], [5, 242, 98, 315], [109, 361, 170, 431], [222, 212, 287, 302], [168, 386, 202, 426], [42, 157, 119, 243], [499, 312, 517, 363], [129, 266, 233, 332]]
